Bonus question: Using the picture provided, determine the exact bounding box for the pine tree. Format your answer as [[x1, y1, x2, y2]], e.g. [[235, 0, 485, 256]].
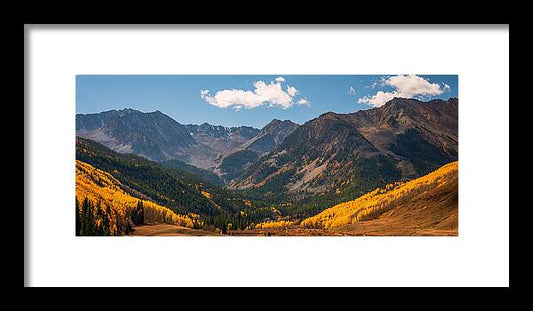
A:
[[75, 198, 81, 236], [102, 203, 112, 236], [221, 222, 227, 235], [125, 220, 132, 235], [96, 200, 105, 235], [133, 200, 144, 225], [81, 197, 91, 235], [85, 198, 95, 235]]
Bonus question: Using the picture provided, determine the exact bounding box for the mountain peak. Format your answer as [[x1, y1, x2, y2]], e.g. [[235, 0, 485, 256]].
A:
[[76, 109, 196, 161], [118, 107, 141, 113], [265, 119, 283, 126], [384, 97, 458, 109], [116, 108, 145, 118], [264, 118, 298, 128], [446, 97, 459, 105], [322, 111, 339, 118], [386, 97, 419, 105]]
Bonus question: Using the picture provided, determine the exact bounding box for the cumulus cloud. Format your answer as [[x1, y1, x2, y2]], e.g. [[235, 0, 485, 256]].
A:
[[200, 77, 306, 110], [358, 74, 451, 107]]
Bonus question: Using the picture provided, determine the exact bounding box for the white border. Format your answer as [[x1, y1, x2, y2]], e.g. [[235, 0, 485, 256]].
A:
[[26, 25, 509, 287]]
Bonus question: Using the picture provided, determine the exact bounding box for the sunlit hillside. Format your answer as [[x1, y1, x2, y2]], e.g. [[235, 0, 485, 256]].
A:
[[300, 161, 458, 234], [253, 220, 296, 229], [76, 160, 196, 235]]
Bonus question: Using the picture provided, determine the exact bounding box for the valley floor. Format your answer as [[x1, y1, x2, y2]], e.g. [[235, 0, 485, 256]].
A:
[[129, 223, 456, 236], [228, 227, 338, 236], [130, 223, 221, 236], [130, 218, 457, 236]]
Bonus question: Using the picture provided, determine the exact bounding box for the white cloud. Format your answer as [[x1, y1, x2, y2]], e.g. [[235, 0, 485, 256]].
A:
[[200, 78, 304, 110], [287, 86, 298, 96], [296, 98, 310, 107], [348, 86, 356, 95], [358, 74, 451, 107]]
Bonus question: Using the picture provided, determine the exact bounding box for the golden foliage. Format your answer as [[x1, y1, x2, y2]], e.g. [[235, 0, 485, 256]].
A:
[[254, 220, 296, 229], [300, 161, 458, 229], [76, 160, 195, 229], [200, 190, 212, 199]]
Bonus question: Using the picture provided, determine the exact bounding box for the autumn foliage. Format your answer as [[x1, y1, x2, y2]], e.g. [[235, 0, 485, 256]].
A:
[[300, 161, 458, 229], [76, 160, 196, 235], [253, 220, 296, 229]]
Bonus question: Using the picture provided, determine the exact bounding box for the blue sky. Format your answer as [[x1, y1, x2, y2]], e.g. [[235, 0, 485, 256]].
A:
[[76, 75, 458, 129]]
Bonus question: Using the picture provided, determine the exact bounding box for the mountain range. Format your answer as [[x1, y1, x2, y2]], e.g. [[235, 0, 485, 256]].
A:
[[231, 97, 458, 201], [76, 97, 458, 202], [77, 109, 299, 182]]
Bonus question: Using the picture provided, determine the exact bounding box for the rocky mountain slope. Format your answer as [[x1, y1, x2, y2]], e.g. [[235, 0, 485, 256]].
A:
[[230, 98, 458, 201], [215, 119, 299, 181], [76, 109, 299, 180], [235, 119, 300, 155], [77, 98, 457, 199], [76, 108, 197, 162], [184, 123, 259, 153]]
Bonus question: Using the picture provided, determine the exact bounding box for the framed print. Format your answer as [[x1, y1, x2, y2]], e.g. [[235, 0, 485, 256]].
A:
[[25, 24, 509, 288]]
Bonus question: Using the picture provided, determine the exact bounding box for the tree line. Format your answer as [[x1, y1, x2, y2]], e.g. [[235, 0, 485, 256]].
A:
[[76, 197, 145, 236]]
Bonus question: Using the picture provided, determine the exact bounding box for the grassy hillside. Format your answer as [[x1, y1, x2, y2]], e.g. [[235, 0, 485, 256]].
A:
[[76, 160, 197, 235], [300, 161, 458, 235]]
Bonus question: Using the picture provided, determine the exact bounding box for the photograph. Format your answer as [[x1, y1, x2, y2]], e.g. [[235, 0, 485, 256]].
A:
[[26, 23, 509, 288], [75, 74, 459, 236]]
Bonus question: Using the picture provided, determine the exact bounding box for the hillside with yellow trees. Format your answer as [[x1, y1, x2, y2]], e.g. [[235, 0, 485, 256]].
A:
[[76, 160, 198, 235], [75, 137, 458, 236], [299, 161, 458, 236], [76, 97, 458, 236]]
